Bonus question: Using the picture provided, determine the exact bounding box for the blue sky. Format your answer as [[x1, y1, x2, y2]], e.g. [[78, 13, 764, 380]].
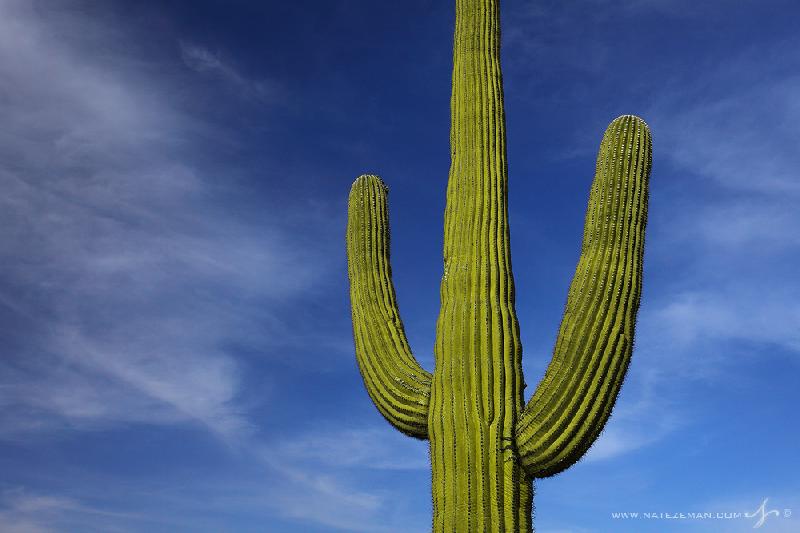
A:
[[0, 0, 798, 531]]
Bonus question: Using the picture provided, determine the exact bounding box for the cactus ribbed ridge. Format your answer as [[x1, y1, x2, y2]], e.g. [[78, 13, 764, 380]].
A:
[[345, 0, 652, 531]]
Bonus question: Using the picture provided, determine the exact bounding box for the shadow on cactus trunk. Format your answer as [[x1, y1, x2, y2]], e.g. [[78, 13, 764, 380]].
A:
[[345, 0, 652, 531]]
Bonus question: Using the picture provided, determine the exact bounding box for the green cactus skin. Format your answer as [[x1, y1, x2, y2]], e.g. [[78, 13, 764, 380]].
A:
[[345, 0, 652, 531]]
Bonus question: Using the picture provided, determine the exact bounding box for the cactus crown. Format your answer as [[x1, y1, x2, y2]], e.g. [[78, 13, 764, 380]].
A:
[[345, 1, 652, 531]]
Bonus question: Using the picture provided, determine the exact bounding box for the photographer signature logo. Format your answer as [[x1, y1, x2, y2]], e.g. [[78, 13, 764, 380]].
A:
[[745, 498, 781, 528], [610, 497, 792, 528]]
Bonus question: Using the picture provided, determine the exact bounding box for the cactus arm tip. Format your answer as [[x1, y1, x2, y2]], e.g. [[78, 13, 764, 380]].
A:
[[346, 174, 432, 440], [515, 115, 652, 478]]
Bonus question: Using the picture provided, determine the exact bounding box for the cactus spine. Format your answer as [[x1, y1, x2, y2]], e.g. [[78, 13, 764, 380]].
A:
[[345, 0, 652, 530]]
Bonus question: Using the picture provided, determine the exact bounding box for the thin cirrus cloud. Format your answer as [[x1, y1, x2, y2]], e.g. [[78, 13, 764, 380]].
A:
[[260, 453, 429, 533], [644, 42, 800, 354], [651, 73, 800, 195], [0, 1, 322, 442], [268, 425, 429, 471], [0, 490, 82, 533], [179, 41, 279, 102], [0, 3, 392, 529], [0, 467, 416, 533], [0, 488, 150, 533], [252, 425, 431, 530]]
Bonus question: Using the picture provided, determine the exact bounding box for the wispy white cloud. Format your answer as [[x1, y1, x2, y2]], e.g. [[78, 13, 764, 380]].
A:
[[270, 425, 429, 470], [252, 425, 430, 531], [582, 279, 799, 461], [261, 457, 426, 533], [1, 455, 426, 533], [0, 3, 408, 529], [651, 291, 800, 353], [679, 198, 800, 250], [651, 76, 800, 195], [179, 41, 278, 102], [0, 0, 327, 441], [0, 488, 147, 533], [0, 490, 73, 533], [643, 43, 800, 354], [263, 459, 389, 532], [583, 367, 681, 462]]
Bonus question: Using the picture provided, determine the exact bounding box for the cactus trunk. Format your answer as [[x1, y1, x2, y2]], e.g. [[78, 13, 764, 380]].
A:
[[345, 0, 652, 531], [430, 0, 530, 530]]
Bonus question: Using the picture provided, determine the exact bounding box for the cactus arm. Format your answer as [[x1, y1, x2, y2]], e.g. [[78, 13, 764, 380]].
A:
[[515, 115, 652, 478], [346, 174, 432, 439]]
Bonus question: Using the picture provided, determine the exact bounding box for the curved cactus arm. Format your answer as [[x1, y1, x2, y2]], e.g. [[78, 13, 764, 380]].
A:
[[515, 116, 652, 478], [346, 174, 432, 439]]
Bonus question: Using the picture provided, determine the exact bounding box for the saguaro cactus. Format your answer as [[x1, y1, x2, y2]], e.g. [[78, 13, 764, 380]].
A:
[[345, 0, 652, 531]]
